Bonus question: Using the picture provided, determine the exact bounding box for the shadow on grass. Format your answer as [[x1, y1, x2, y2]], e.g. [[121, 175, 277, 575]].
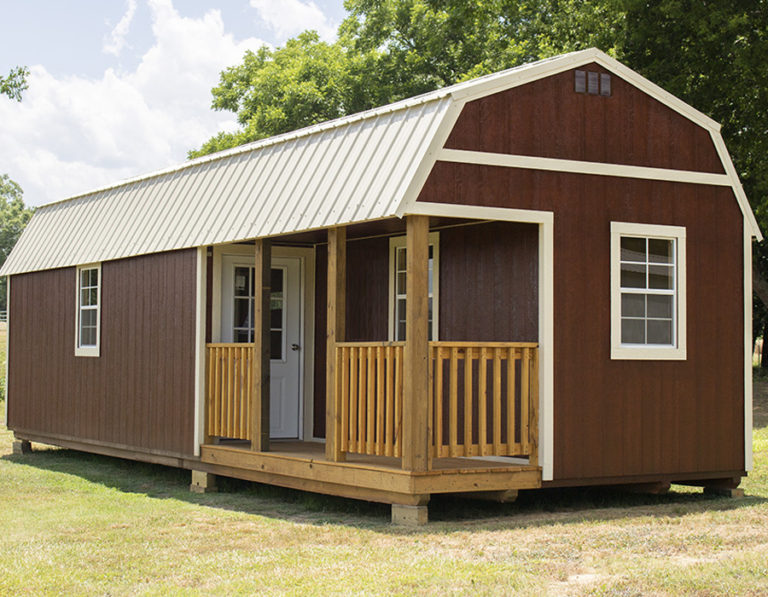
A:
[[4, 443, 765, 533]]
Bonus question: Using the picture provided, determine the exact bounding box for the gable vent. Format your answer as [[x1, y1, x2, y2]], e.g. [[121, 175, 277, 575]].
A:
[[575, 70, 611, 97]]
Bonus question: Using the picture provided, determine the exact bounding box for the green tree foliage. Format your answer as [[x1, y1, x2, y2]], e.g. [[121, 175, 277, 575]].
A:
[[0, 175, 33, 309], [0, 66, 29, 102]]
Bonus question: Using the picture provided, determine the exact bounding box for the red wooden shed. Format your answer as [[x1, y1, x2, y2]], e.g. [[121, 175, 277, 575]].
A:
[[1, 49, 760, 524]]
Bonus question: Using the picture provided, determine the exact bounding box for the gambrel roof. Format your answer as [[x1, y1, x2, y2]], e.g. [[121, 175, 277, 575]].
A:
[[1, 48, 760, 276]]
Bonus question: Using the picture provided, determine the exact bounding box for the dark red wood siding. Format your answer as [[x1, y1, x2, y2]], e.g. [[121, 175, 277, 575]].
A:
[[419, 163, 745, 482], [7, 249, 197, 457], [446, 63, 724, 174]]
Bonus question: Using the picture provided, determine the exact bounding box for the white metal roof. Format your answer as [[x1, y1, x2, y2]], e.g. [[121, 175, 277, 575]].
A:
[[1, 48, 759, 276]]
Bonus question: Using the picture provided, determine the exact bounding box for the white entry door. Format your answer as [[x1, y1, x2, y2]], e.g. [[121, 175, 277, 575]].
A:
[[221, 255, 302, 439]]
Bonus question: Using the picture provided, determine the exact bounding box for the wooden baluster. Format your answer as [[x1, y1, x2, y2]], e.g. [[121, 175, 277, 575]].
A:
[[385, 345, 394, 457], [376, 345, 385, 455], [358, 347, 367, 453], [521, 347, 531, 455], [434, 347, 444, 458], [349, 346, 358, 453], [528, 349, 539, 467], [479, 347, 488, 455], [367, 346, 375, 454], [449, 346, 458, 457], [395, 345, 403, 458], [340, 347, 350, 453], [463, 347, 473, 457], [507, 347, 517, 454], [493, 348, 502, 455]]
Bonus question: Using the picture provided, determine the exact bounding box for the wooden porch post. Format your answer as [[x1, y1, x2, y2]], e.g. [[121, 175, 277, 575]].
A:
[[402, 215, 430, 472], [250, 238, 271, 452], [326, 226, 346, 462]]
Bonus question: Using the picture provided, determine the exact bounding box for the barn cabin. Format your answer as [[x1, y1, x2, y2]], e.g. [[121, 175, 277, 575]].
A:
[[1, 49, 760, 525]]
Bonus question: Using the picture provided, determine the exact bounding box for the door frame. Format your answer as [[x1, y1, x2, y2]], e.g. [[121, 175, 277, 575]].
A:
[[210, 243, 317, 442]]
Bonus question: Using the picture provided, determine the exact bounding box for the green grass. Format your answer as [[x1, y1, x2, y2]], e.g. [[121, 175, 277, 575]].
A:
[[0, 369, 766, 594]]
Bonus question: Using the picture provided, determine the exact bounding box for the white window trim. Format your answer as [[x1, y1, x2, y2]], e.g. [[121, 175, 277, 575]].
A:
[[388, 232, 440, 341], [75, 263, 101, 357], [610, 222, 686, 360]]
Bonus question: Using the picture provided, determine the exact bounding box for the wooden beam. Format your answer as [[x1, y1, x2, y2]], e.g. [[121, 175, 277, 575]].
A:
[[251, 238, 271, 452], [326, 226, 346, 462], [402, 215, 430, 471]]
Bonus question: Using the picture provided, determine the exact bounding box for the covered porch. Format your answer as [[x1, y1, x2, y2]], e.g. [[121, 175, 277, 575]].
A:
[[197, 212, 549, 522]]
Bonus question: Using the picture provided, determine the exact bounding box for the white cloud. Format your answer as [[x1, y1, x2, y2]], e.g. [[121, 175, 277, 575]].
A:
[[0, 0, 268, 206], [103, 0, 138, 56], [250, 0, 336, 42]]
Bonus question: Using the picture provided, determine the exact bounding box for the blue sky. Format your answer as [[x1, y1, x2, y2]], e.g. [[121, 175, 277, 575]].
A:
[[0, 0, 347, 206]]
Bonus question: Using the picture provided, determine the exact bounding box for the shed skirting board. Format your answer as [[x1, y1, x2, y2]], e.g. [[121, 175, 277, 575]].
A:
[[11, 429, 197, 468], [407, 202, 554, 482], [541, 470, 747, 489]]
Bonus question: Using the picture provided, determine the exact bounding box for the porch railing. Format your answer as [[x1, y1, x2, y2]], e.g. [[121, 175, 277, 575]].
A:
[[206, 343, 253, 440], [335, 342, 405, 457], [335, 341, 538, 461]]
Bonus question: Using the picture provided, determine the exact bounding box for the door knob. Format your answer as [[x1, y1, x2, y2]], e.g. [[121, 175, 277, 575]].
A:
[[291, 343, 301, 351]]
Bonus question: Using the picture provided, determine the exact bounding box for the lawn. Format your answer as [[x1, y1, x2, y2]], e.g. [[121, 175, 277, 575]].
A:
[[0, 367, 766, 594]]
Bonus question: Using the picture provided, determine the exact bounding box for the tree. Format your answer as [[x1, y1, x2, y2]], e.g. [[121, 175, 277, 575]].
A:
[[0, 175, 33, 310], [0, 66, 29, 102]]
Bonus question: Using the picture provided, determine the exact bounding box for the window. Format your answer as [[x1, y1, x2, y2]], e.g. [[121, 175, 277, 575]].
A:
[[232, 266, 286, 360], [75, 264, 101, 357], [575, 69, 611, 97], [611, 222, 686, 360], [389, 232, 439, 341]]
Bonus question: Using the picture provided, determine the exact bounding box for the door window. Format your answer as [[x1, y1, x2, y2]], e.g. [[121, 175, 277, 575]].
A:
[[232, 265, 286, 361]]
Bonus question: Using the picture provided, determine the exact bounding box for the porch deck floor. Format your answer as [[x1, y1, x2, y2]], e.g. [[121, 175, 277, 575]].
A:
[[199, 440, 541, 505]]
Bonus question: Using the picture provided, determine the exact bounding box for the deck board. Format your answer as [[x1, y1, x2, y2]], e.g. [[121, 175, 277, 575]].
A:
[[201, 441, 541, 504]]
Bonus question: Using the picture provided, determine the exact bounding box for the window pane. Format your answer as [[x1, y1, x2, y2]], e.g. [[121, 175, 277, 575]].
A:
[[89, 288, 98, 306], [234, 268, 249, 296], [81, 288, 91, 306], [271, 268, 283, 293], [81, 269, 90, 287], [234, 298, 250, 329], [81, 327, 96, 347], [89, 269, 98, 286], [647, 294, 673, 319], [621, 237, 645, 262], [271, 299, 283, 329], [81, 309, 96, 327], [397, 247, 406, 271], [647, 319, 673, 345], [270, 330, 282, 360], [648, 239, 673, 264], [648, 265, 673, 289], [621, 293, 645, 317], [396, 272, 406, 294], [621, 319, 645, 344], [234, 329, 250, 343], [620, 263, 646, 288], [397, 321, 406, 342]]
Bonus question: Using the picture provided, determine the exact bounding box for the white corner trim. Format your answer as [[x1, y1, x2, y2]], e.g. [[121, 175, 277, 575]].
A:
[[744, 225, 753, 471], [194, 247, 207, 457], [439, 148, 733, 187], [4, 276, 9, 425], [539, 216, 554, 482], [710, 130, 763, 241], [395, 101, 466, 218], [74, 263, 101, 358], [610, 222, 687, 361]]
